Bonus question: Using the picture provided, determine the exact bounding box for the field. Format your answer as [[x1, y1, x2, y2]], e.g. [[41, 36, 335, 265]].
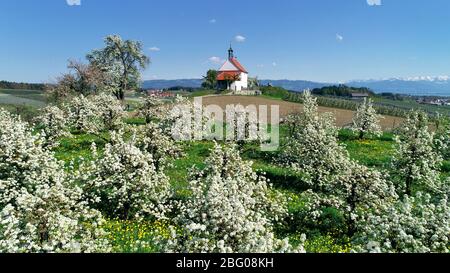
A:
[[0, 89, 46, 107], [372, 97, 450, 116], [202, 95, 404, 130]]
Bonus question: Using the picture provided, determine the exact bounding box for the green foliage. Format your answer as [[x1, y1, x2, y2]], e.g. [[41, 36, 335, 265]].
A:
[[312, 84, 374, 97], [304, 234, 352, 253], [260, 86, 290, 99], [102, 219, 171, 253], [340, 130, 395, 168], [202, 69, 218, 90], [0, 81, 45, 91], [0, 103, 40, 122], [285, 92, 409, 118]]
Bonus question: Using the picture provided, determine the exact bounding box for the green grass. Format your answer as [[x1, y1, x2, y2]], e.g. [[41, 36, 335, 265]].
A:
[[0, 89, 47, 107], [54, 133, 107, 166], [166, 141, 214, 197], [47, 123, 450, 253], [6, 91, 446, 252], [0, 103, 40, 122]]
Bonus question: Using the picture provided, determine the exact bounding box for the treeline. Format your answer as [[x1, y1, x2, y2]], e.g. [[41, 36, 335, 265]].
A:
[[260, 86, 290, 99], [311, 84, 375, 97], [0, 80, 46, 91]]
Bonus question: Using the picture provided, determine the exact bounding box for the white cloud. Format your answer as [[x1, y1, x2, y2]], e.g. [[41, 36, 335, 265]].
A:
[[367, 0, 381, 6], [208, 56, 224, 64], [336, 34, 344, 42], [209, 19, 217, 24], [149, 47, 161, 52], [234, 35, 246, 43], [272, 62, 277, 67], [66, 0, 81, 6]]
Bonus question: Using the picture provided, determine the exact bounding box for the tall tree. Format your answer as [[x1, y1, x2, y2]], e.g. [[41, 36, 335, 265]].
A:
[[281, 90, 350, 190], [46, 60, 106, 103], [351, 98, 382, 140], [392, 111, 443, 195], [87, 35, 150, 100], [202, 69, 218, 90]]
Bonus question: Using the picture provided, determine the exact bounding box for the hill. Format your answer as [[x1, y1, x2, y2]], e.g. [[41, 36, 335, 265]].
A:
[[0, 80, 45, 91], [142, 79, 203, 89]]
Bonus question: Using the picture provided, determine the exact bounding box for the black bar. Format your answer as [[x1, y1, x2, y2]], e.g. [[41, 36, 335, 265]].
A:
[[0, 253, 446, 272]]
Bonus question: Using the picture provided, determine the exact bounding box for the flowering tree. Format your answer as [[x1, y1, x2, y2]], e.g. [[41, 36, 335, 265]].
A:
[[135, 122, 182, 172], [296, 163, 398, 238], [46, 60, 108, 103], [162, 144, 302, 253], [138, 95, 164, 124], [434, 115, 450, 160], [65, 95, 99, 133], [281, 90, 350, 190], [333, 162, 398, 236], [87, 35, 150, 100], [354, 192, 449, 253], [0, 109, 109, 253], [90, 93, 126, 131], [162, 95, 209, 141], [351, 98, 382, 139], [77, 131, 171, 221], [66, 94, 126, 134], [392, 111, 443, 195], [34, 105, 70, 148], [224, 104, 263, 146]]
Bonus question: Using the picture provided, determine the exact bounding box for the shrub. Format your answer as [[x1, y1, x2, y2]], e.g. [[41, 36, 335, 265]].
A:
[[0, 109, 109, 253], [76, 131, 171, 221], [161, 143, 302, 253]]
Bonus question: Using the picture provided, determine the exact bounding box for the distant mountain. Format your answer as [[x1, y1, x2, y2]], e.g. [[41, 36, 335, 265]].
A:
[[142, 79, 327, 91], [142, 79, 203, 89], [347, 78, 450, 97], [258, 80, 328, 91], [142, 77, 450, 97]]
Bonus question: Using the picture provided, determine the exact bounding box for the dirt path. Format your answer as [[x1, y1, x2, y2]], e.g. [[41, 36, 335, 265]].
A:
[[200, 95, 404, 130]]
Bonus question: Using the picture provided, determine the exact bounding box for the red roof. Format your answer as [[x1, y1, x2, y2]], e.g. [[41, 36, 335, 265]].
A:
[[217, 71, 241, 81], [229, 57, 248, 73]]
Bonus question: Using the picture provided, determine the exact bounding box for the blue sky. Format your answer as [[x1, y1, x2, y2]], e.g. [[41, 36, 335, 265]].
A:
[[2, 0, 450, 83]]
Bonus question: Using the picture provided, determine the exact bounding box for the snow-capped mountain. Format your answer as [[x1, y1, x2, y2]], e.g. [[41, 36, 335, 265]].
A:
[[347, 76, 450, 96]]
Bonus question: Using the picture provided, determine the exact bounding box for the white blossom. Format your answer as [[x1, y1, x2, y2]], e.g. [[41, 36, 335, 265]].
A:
[[0, 109, 109, 253], [354, 192, 449, 253], [351, 98, 382, 139], [66, 93, 126, 134], [76, 130, 171, 221], [34, 105, 70, 148], [134, 122, 182, 172], [161, 143, 303, 253], [138, 95, 164, 123], [392, 111, 443, 195], [280, 90, 350, 189]]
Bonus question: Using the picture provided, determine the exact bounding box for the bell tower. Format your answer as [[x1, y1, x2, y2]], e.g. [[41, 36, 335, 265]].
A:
[[228, 45, 234, 60]]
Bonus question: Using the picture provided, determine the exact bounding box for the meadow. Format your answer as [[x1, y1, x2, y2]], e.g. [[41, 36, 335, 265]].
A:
[[49, 107, 449, 253], [1, 89, 449, 253]]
